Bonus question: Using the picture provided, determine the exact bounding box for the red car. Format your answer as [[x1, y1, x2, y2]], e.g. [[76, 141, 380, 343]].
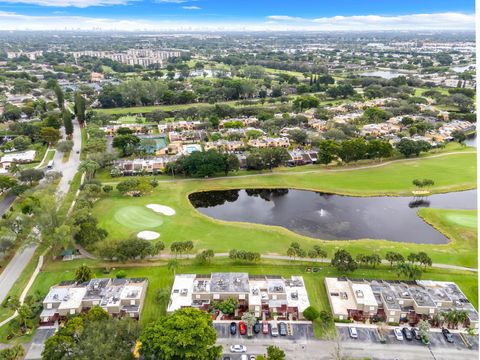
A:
[[262, 321, 269, 334], [239, 321, 247, 335]]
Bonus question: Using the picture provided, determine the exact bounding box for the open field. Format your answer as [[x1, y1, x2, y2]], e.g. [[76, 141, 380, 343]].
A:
[[25, 258, 478, 338], [93, 151, 477, 267]]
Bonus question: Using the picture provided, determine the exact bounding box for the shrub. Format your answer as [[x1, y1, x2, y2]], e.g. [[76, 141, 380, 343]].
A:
[[303, 306, 320, 321], [116, 270, 127, 279]]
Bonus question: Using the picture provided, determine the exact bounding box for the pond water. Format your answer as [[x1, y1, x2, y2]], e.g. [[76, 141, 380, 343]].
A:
[[451, 64, 476, 73], [465, 134, 477, 148], [189, 189, 477, 244]]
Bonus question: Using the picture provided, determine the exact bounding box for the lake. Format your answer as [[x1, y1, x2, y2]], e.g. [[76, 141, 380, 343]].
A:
[[189, 189, 477, 244]]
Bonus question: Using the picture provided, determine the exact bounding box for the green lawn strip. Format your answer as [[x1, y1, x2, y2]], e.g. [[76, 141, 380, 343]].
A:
[[92, 151, 477, 267], [96, 143, 472, 185], [62, 151, 71, 163], [28, 259, 478, 339], [58, 172, 83, 218], [80, 127, 87, 161]]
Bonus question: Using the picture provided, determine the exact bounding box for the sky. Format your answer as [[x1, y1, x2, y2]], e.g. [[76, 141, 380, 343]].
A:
[[0, 0, 475, 31]]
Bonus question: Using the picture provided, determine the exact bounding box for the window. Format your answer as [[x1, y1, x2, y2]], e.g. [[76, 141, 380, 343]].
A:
[[239, 294, 245, 300], [390, 311, 395, 316], [70, 309, 75, 315], [398, 300, 404, 305], [130, 300, 136, 306], [213, 294, 220, 300], [255, 306, 260, 311], [93, 301, 99, 306], [369, 306, 375, 311], [389, 317, 394, 322], [47, 303, 52, 309], [339, 315, 344, 320], [272, 295, 277, 300], [429, 308, 435, 314], [437, 302, 442, 307], [196, 295, 200, 299]]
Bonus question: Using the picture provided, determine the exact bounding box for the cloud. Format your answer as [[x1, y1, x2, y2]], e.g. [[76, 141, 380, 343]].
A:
[[266, 12, 475, 31], [0, 0, 132, 7], [182, 5, 200, 10], [0, 11, 473, 31]]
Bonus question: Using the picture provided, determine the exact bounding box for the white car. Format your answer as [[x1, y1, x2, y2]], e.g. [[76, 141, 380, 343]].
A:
[[348, 326, 358, 339], [250, 356, 256, 360], [394, 327, 404, 341], [230, 345, 247, 353]]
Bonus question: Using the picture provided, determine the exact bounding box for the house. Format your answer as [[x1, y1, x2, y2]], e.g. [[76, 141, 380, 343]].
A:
[[101, 124, 153, 136], [167, 130, 205, 144], [167, 273, 310, 321], [157, 121, 204, 134], [248, 137, 290, 148], [112, 157, 178, 175], [0, 150, 36, 173], [40, 278, 148, 325], [204, 140, 245, 152], [325, 277, 478, 328], [90, 72, 105, 82], [287, 150, 318, 166]]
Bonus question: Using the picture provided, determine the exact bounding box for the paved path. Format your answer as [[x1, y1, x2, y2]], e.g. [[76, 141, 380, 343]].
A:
[[0, 193, 16, 217], [0, 244, 37, 303]]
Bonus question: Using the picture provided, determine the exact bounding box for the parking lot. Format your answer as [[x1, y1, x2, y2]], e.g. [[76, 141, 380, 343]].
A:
[[214, 321, 315, 342], [337, 326, 479, 351]]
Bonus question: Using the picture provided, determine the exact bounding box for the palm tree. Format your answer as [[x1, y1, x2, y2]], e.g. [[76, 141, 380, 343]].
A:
[[79, 160, 100, 181], [167, 259, 179, 276]]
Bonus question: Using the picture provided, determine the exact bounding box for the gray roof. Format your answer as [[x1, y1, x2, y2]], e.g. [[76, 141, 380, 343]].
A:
[[209, 272, 249, 293]]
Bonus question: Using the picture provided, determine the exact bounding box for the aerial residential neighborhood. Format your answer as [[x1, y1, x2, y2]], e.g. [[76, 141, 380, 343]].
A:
[[0, 1, 477, 360]]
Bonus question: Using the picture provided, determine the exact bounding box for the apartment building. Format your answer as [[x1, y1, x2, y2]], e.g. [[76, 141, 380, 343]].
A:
[[157, 121, 204, 134], [167, 273, 310, 320], [325, 277, 478, 328], [101, 123, 153, 135], [71, 49, 182, 66], [40, 278, 148, 324]]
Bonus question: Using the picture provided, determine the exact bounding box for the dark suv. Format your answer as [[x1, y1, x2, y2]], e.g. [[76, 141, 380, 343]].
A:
[[229, 322, 237, 335], [442, 328, 454, 343], [278, 322, 287, 336], [402, 327, 413, 341]]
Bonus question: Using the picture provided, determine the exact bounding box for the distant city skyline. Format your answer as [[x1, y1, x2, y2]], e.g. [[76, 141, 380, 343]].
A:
[[0, 0, 475, 31]]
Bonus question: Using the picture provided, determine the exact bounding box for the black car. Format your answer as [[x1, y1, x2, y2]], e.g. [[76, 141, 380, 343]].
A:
[[229, 322, 237, 335], [411, 327, 421, 341], [402, 327, 413, 341], [442, 328, 454, 343], [278, 322, 287, 336], [253, 321, 261, 334]]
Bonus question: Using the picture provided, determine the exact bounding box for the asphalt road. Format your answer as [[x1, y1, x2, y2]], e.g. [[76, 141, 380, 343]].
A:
[[0, 193, 16, 217]]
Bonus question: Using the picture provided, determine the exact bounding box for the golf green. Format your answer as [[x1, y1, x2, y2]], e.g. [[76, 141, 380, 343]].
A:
[[445, 213, 477, 229], [113, 206, 164, 229]]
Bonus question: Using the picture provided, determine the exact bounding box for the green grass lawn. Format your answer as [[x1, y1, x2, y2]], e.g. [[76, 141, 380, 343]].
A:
[[92, 151, 477, 267], [25, 258, 478, 338]]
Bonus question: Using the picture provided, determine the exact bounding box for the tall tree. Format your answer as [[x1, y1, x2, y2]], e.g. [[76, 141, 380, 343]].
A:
[[74, 92, 86, 126], [139, 308, 222, 360]]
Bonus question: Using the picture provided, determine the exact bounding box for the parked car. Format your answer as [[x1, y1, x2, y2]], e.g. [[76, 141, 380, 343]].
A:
[[270, 322, 279, 337], [394, 328, 404, 341], [262, 321, 269, 334], [249, 356, 256, 360], [442, 328, 454, 343], [223, 357, 231, 360], [230, 322, 237, 335], [279, 322, 287, 336], [402, 327, 413, 341], [253, 321, 261, 334], [230, 345, 247, 353], [348, 326, 358, 339], [239, 322, 247, 335], [411, 327, 421, 341]]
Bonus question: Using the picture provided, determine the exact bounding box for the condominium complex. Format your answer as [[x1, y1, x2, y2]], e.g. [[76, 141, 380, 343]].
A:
[[40, 278, 148, 324], [71, 49, 182, 67], [167, 272, 310, 320], [325, 277, 478, 328]]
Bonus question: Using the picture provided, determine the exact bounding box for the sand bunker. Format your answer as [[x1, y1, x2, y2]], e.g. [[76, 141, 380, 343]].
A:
[[146, 204, 176, 216], [137, 231, 160, 240]]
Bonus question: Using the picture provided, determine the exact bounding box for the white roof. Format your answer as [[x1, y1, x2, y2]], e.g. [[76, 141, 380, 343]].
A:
[[57, 287, 87, 310], [286, 276, 310, 313], [1, 150, 36, 163], [324, 278, 356, 317], [167, 274, 195, 312], [351, 283, 377, 307]]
